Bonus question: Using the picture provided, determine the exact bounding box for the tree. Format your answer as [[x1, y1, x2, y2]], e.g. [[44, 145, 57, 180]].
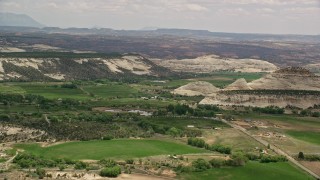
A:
[[298, 152, 304, 159], [167, 127, 182, 138], [167, 104, 175, 112], [209, 159, 225, 168], [300, 110, 309, 116]]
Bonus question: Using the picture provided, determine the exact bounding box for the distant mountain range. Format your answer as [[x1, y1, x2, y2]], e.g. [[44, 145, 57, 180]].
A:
[[0, 12, 44, 28]]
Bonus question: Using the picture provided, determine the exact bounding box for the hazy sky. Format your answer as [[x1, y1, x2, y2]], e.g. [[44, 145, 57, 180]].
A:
[[1, 0, 320, 35]]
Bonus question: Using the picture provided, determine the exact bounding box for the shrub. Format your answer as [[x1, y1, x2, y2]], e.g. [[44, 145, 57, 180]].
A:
[[175, 164, 193, 173], [61, 84, 77, 89], [99, 159, 117, 167], [245, 153, 260, 160], [304, 154, 320, 161], [166, 127, 182, 138], [260, 155, 287, 163], [74, 161, 87, 169], [311, 112, 320, 117], [58, 164, 66, 171], [300, 110, 309, 116], [209, 159, 225, 168], [209, 144, 231, 154], [35, 168, 46, 179], [187, 138, 206, 148], [226, 153, 248, 166], [100, 166, 121, 177], [102, 135, 114, 140], [125, 159, 134, 164], [192, 158, 211, 172]]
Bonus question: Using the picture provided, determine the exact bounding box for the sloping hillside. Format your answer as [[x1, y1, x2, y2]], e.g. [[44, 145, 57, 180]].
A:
[[172, 81, 220, 96], [247, 67, 320, 91], [224, 78, 252, 90], [154, 55, 278, 73], [0, 53, 171, 81], [173, 67, 320, 108], [200, 92, 320, 108]]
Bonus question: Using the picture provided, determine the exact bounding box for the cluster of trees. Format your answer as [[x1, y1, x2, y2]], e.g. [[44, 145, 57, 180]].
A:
[[60, 83, 78, 89], [177, 152, 288, 175], [138, 121, 202, 138], [0, 94, 45, 104], [13, 153, 77, 168], [187, 138, 231, 154], [208, 144, 232, 154], [74, 161, 88, 169], [99, 159, 121, 177], [167, 104, 193, 115], [244, 153, 287, 163], [187, 138, 206, 148], [0, 93, 82, 110], [162, 104, 220, 117], [259, 155, 287, 163], [176, 155, 248, 173], [298, 152, 320, 161], [299, 109, 320, 117], [252, 106, 284, 114]]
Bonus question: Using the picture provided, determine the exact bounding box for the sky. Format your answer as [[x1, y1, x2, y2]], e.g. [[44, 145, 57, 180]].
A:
[[0, 0, 320, 35]]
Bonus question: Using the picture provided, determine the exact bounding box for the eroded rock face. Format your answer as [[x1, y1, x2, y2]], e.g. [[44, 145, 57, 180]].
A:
[[0, 55, 167, 81], [247, 67, 320, 91], [200, 93, 320, 109], [274, 67, 315, 76], [153, 54, 278, 73], [173, 67, 320, 108]]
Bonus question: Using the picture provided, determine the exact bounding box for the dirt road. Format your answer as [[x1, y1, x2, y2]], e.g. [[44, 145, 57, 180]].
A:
[[219, 118, 320, 180]]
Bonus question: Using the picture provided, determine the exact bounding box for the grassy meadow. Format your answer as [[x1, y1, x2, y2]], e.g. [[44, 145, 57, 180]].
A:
[[179, 161, 313, 180], [15, 139, 209, 160], [286, 131, 320, 145]]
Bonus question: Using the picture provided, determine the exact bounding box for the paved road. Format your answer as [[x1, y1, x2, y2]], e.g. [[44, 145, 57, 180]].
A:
[[219, 118, 320, 180]]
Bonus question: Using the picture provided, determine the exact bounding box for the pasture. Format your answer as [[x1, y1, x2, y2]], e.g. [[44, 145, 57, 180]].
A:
[[179, 161, 312, 180], [15, 139, 209, 160], [82, 83, 140, 98], [286, 131, 320, 145]]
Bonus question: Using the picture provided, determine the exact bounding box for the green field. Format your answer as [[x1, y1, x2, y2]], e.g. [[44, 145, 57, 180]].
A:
[[286, 131, 320, 145], [237, 113, 320, 129], [90, 97, 175, 108], [0, 84, 26, 94], [179, 161, 312, 180], [15, 139, 208, 160], [160, 72, 264, 89], [20, 84, 90, 100], [0, 83, 91, 100], [82, 84, 140, 98]]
